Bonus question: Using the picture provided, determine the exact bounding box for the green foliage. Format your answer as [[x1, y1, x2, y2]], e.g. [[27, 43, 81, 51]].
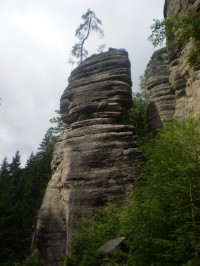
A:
[[49, 110, 67, 135], [10, 151, 21, 180], [148, 19, 166, 47], [0, 157, 10, 183], [63, 203, 123, 266], [148, 13, 200, 68], [97, 44, 106, 53], [188, 44, 200, 69], [69, 8, 104, 65], [141, 118, 200, 265], [64, 118, 200, 266], [125, 75, 149, 141]]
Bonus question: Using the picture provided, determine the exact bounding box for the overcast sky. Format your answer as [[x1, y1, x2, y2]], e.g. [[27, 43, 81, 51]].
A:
[[0, 0, 165, 166]]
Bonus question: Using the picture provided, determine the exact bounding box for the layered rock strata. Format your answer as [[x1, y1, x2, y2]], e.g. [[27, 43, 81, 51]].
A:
[[36, 49, 141, 265], [146, 0, 200, 131], [165, 0, 200, 118], [145, 47, 175, 133]]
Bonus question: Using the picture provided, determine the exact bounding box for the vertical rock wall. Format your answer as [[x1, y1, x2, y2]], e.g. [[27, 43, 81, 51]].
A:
[[145, 47, 175, 132], [36, 49, 142, 265], [165, 0, 200, 118]]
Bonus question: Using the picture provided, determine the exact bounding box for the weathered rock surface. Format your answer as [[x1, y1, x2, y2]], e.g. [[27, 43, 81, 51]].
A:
[[146, 0, 200, 131], [98, 237, 126, 256], [145, 47, 175, 133], [36, 49, 142, 265], [164, 0, 200, 118], [60, 48, 133, 126]]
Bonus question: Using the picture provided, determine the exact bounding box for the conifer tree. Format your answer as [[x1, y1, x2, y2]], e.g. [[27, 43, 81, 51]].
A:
[[9, 150, 21, 182], [0, 157, 10, 184], [69, 8, 104, 64]]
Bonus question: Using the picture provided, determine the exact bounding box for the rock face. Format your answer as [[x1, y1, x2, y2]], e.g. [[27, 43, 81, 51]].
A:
[[145, 0, 200, 131], [165, 0, 200, 118], [36, 131, 68, 265], [36, 49, 141, 265], [145, 47, 175, 133]]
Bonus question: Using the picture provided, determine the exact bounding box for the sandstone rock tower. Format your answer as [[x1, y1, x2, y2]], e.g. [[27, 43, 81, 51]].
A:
[[145, 0, 200, 131], [36, 49, 141, 265], [145, 47, 175, 133]]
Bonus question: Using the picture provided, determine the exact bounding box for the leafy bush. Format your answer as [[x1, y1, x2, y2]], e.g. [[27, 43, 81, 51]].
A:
[[63, 203, 122, 266], [188, 44, 200, 69], [141, 118, 200, 265]]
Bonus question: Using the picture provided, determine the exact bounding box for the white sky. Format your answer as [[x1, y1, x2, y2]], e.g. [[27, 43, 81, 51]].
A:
[[0, 0, 165, 166]]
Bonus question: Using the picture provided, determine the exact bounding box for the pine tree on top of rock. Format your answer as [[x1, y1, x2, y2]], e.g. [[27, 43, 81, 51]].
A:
[[69, 8, 104, 65]]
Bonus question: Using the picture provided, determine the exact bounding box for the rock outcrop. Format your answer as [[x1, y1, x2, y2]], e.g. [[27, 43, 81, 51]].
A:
[[36, 132, 67, 265], [145, 47, 175, 133], [164, 0, 200, 118], [146, 0, 200, 130], [36, 49, 141, 265], [98, 237, 126, 256]]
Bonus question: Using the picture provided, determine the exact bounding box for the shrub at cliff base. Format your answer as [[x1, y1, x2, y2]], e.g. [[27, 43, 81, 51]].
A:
[[64, 118, 200, 266]]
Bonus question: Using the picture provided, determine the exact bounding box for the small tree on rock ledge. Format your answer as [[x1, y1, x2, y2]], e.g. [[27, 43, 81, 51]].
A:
[[69, 8, 104, 65]]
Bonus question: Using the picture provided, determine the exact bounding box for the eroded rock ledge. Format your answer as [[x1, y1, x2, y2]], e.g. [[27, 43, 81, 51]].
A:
[[36, 49, 142, 265]]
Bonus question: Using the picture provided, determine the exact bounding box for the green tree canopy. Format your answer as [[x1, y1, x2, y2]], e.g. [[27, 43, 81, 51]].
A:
[[0, 111, 65, 265], [0, 157, 10, 184]]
